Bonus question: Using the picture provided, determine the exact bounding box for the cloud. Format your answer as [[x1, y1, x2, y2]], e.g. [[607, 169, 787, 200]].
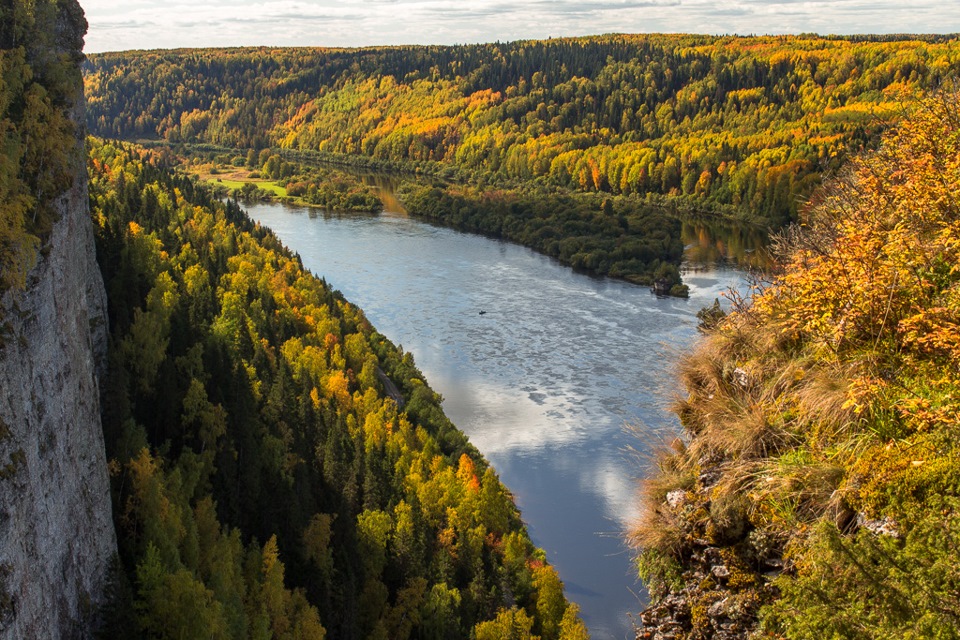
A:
[[82, 0, 960, 52]]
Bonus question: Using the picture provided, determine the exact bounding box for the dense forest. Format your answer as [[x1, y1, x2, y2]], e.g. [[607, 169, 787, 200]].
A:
[[633, 90, 960, 638], [0, 0, 87, 292], [400, 184, 687, 293], [85, 35, 960, 226], [90, 139, 586, 639]]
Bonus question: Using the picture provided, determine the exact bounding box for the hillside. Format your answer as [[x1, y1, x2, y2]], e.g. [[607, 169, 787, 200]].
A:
[[90, 139, 586, 639], [9, 6, 960, 635], [85, 35, 960, 226], [632, 89, 960, 638]]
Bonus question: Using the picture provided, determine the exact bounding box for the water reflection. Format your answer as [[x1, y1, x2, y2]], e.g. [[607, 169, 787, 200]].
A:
[[681, 218, 771, 271], [246, 201, 749, 640]]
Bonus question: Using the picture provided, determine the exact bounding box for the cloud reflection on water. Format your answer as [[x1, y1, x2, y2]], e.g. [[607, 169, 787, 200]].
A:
[[246, 201, 746, 639]]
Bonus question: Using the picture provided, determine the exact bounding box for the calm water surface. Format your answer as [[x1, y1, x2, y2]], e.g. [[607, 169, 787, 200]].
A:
[[246, 199, 750, 639]]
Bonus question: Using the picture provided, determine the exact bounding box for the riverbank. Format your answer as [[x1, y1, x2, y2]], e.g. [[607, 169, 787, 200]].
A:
[[125, 139, 771, 296], [398, 182, 691, 296], [245, 196, 750, 638], [631, 91, 960, 639]]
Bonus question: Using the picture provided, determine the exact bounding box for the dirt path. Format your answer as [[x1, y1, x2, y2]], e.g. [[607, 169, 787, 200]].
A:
[[376, 367, 405, 408]]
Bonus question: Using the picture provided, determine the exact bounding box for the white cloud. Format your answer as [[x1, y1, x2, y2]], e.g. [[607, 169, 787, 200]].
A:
[[82, 0, 960, 53]]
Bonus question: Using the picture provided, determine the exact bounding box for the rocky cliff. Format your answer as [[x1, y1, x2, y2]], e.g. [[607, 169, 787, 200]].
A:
[[0, 113, 116, 638], [0, 3, 116, 636]]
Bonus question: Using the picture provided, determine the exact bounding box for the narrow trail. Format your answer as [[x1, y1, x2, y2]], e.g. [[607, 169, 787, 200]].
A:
[[376, 367, 405, 408]]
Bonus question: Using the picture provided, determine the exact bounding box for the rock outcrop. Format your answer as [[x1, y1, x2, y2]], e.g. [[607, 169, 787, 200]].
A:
[[0, 117, 116, 638], [0, 45, 116, 640]]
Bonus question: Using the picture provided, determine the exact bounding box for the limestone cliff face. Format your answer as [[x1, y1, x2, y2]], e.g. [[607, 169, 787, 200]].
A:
[[0, 97, 116, 637]]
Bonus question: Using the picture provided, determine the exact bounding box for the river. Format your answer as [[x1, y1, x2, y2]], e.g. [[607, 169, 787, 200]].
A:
[[245, 197, 756, 639]]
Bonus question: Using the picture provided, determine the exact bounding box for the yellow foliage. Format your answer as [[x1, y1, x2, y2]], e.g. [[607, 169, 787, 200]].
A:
[[634, 89, 960, 632], [323, 370, 351, 408]]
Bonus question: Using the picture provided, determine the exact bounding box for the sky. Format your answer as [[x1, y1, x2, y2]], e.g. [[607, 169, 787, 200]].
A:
[[82, 0, 960, 53]]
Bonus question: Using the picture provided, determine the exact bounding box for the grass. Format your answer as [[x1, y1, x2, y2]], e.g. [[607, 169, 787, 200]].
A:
[[631, 89, 960, 638], [190, 161, 290, 198], [212, 178, 288, 197]]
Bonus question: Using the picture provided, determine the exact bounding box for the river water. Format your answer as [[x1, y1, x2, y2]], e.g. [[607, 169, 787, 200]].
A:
[[245, 198, 754, 639]]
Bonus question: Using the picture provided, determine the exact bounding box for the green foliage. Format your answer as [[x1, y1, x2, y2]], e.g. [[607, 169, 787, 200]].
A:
[[135, 544, 230, 640], [635, 548, 683, 602], [695, 298, 725, 332], [283, 174, 381, 212], [90, 139, 581, 637], [401, 182, 685, 289], [252, 151, 382, 212], [765, 497, 960, 638], [0, 0, 86, 292]]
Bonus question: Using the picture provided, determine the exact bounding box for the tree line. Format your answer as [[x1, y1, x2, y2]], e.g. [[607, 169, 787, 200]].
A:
[[84, 34, 960, 226], [400, 183, 688, 294]]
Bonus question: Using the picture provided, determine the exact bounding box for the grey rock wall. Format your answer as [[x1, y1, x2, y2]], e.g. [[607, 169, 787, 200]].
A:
[[0, 103, 116, 638]]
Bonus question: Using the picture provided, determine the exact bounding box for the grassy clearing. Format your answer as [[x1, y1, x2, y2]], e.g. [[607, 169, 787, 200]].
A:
[[211, 177, 288, 197]]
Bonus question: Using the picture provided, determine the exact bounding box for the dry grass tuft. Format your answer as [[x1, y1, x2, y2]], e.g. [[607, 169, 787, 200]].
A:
[[630, 438, 696, 555], [793, 361, 858, 436], [628, 502, 688, 557]]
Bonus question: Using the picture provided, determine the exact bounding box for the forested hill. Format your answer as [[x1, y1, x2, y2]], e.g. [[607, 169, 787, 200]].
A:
[[85, 34, 960, 225], [91, 139, 586, 638]]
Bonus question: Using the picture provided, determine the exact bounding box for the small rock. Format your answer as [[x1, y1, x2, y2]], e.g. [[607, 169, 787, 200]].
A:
[[857, 513, 900, 538], [666, 489, 687, 509], [732, 367, 749, 387], [711, 564, 731, 579], [707, 597, 728, 618], [698, 469, 721, 487]]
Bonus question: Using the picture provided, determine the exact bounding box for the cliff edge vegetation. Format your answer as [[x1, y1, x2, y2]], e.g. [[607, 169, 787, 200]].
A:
[[631, 89, 960, 638], [0, 0, 87, 292]]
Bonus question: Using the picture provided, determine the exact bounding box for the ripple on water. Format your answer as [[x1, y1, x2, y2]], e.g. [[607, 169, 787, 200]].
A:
[[245, 201, 749, 640]]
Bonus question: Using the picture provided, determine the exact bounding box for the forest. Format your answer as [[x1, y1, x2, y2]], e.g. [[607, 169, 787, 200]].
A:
[[632, 90, 960, 638], [89, 138, 586, 639], [85, 35, 960, 228], [9, 3, 960, 635], [400, 184, 687, 294]]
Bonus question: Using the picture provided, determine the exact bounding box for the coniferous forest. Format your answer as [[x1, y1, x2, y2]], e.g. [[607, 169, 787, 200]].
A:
[[4, 0, 960, 638], [90, 138, 585, 639]]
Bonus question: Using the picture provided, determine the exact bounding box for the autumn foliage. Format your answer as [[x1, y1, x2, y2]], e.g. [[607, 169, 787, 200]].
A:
[[85, 35, 960, 225], [90, 140, 581, 638], [632, 89, 960, 638], [0, 0, 87, 292]]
